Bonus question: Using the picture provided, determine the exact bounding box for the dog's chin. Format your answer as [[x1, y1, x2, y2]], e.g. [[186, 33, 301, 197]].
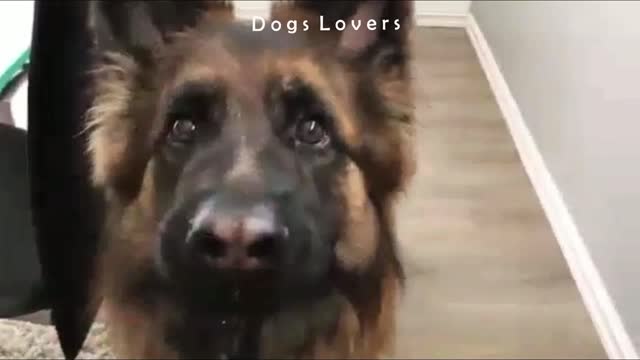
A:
[[178, 274, 332, 313], [163, 288, 268, 359], [146, 224, 337, 357], [161, 293, 344, 360], [147, 269, 337, 359]]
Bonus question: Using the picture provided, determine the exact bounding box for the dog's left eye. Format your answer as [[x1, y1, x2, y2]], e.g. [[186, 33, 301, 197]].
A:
[[295, 118, 329, 147], [169, 119, 197, 143]]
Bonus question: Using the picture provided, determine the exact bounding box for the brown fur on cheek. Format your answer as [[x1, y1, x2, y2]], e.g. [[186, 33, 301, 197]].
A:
[[375, 73, 417, 194], [96, 162, 159, 299], [94, 162, 174, 359], [359, 121, 415, 202], [258, 282, 398, 360], [305, 276, 399, 359], [100, 301, 178, 359], [334, 161, 379, 272]]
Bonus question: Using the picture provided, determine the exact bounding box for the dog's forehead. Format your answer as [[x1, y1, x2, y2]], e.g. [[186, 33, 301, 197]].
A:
[[219, 20, 310, 53], [165, 20, 323, 104], [182, 19, 311, 63]]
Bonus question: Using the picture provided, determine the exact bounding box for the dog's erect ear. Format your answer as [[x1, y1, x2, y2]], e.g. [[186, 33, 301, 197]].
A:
[[90, 1, 231, 57], [274, 1, 414, 63], [338, 0, 413, 59]]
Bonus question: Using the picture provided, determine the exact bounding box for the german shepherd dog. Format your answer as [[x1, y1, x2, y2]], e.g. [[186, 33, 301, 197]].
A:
[[85, 1, 415, 358]]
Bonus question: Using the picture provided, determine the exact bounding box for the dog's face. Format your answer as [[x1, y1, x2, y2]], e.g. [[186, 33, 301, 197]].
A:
[[87, 1, 415, 358]]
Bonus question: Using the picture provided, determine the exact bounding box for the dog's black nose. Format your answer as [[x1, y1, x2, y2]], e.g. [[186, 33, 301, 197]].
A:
[[186, 200, 286, 271]]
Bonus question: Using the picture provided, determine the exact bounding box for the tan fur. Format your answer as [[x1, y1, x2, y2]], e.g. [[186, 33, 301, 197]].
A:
[[305, 302, 361, 359], [94, 163, 169, 359], [99, 175, 156, 285], [364, 274, 399, 358], [85, 53, 140, 189], [375, 66, 417, 193], [304, 275, 399, 359], [170, 63, 220, 89], [225, 135, 261, 184], [335, 161, 379, 272], [203, 1, 236, 23], [101, 301, 178, 359], [258, 277, 399, 360]]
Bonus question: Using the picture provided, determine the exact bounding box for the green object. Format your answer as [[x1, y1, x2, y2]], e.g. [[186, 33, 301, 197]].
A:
[[0, 48, 30, 96]]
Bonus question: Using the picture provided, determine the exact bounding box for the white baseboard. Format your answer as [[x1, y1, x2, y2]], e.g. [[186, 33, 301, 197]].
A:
[[465, 14, 638, 360], [415, 12, 468, 28]]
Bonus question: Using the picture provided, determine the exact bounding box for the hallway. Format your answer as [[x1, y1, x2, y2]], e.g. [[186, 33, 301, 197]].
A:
[[392, 27, 605, 359]]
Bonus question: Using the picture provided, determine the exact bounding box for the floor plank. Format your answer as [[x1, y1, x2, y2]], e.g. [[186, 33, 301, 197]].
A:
[[393, 27, 606, 359]]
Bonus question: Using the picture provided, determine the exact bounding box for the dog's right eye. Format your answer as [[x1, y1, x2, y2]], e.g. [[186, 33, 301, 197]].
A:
[[169, 119, 197, 144]]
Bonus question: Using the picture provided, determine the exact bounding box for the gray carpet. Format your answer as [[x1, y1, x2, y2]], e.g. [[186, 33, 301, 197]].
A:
[[0, 319, 113, 359]]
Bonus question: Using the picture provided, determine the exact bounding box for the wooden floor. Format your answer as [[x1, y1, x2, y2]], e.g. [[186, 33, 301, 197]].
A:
[[392, 27, 606, 359]]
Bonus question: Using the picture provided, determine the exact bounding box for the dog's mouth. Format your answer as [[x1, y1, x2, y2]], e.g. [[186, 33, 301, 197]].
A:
[[137, 268, 273, 358], [159, 279, 342, 360], [165, 301, 265, 359], [149, 270, 337, 359], [192, 274, 280, 312]]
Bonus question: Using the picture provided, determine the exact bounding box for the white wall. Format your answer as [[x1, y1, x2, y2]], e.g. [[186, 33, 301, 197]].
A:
[[472, 0, 640, 352], [0, 1, 32, 78], [415, 1, 471, 16], [232, 0, 269, 19], [0, 1, 32, 130]]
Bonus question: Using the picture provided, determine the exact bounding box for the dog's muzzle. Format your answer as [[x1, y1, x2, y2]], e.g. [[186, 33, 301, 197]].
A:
[[155, 184, 334, 308]]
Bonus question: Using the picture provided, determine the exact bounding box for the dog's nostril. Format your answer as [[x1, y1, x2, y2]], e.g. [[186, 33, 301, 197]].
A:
[[247, 234, 277, 258], [189, 230, 227, 259], [185, 201, 284, 271]]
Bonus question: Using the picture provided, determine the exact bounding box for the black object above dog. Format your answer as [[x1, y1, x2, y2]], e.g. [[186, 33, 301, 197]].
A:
[[27, 2, 103, 359], [0, 3, 101, 359]]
